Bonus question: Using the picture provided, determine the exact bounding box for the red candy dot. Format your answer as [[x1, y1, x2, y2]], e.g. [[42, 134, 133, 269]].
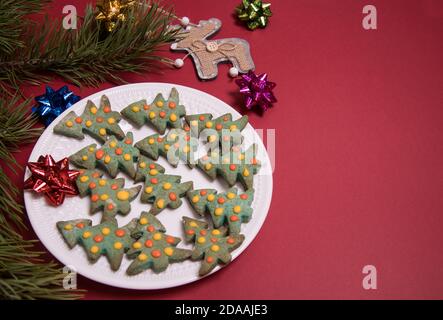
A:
[[89, 182, 96, 189], [157, 137, 163, 143], [94, 235, 104, 242], [185, 135, 190, 141], [251, 158, 258, 165], [217, 197, 225, 204], [240, 194, 248, 200], [143, 104, 150, 110], [115, 148, 123, 155], [151, 250, 161, 258], [230, 215, 239, 222], [149, 164, 156, 169], [103, 106, 111, 113], [107, 203, 114, 210], [111, 184, 118, 190], [147, 225, 155, 232], [199, 115, 205, 121], [150, 178, 158, 184], [184, 125, 190, 132], [125, 139, 132, 145], [169, 192, 177, 201], [227, 237, 235, 244], [200, 190, 207, 196], [229, 164, 237, 171], [187, 229, 195, 235], [216, 124, 223, 130], [145, 240, 153, 248], [115, 229, 125, 237], [169, 102, 176, 109], [96, 117, 103, 123], [211, 238, 218, 243], [207, 256, 214, 263], [76, 223, 85, 229], [166, 236, 175, 244], [91, 194, 99, 202], [200, 230, 207, 236], [75, 117, 83, 124], [95, 150, 104, 160], [223, 116, 229, 121], [159, 111, 166, 118], [92, 172, 100, 178]]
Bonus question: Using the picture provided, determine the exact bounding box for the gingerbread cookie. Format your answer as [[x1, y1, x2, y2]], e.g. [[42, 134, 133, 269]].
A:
[[126, 212, 192, 275], [54, 95, 124, 143], [187, 187, 254, 234], [171, 18, 255, 80], [135, 124, 198, 167], [57, 218, 137, 271], [76, 169, 141, 221], [70, 132, 139, 178], [121, 88, 186, 134], [198, 144, 260, 190], [182, 217, 244, 276]]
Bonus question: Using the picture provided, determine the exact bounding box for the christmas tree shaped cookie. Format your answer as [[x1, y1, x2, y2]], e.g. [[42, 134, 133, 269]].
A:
[[70, 132, 140, 178], [126, 212, 192, 275], [182, 217, 244, 276], [185, 113, 248, 150], [134, 155, 166, 183], [121, 88, 186, 134], [76, 169, 141, 221], [187, 187, 254, 234], [54, 95, 124, 143], [135, 124, 198, 167], [57, 218, 138, 271], [198, 144, 261, 190]]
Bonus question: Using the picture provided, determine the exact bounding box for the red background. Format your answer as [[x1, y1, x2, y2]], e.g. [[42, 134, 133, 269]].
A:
[[7, 0, 443, 299]]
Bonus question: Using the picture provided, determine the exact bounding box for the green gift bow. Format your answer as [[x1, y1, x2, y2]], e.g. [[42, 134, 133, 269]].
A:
[[236, 0, 272, 30]]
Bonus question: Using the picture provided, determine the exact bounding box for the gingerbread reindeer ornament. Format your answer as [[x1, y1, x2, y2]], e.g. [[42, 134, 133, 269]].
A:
[[171, 18, 255, 80]]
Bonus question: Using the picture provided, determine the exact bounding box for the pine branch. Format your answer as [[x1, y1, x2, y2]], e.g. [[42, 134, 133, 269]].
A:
[[0, 2, 179, 91]]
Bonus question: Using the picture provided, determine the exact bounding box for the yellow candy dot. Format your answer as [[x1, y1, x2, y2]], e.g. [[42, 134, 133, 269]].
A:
[[132, 106, 140, 112], [140, 217, 149, 225], [205, 163, 212, 171], [100, 194, 109, 201], [207, 194, 215, 202], [164, 247, 174, 256], [138, 253, 148, 261], [215, 208, 224, 216], [66, 120, 73, 127], [107, 117, 115, 124], [104, 155, 111, 164], [102, 227, 110, 235], [109, 141, 117, 148], [227, 192, 236, 199], [80, 175, 89, 183], [148, 138, 155, 145], [99, 179, 106, 186], [163, 182, 172, 190], [183, 146, 190, 153], [211, 245, 220, 252], [189, 221, 198, 227], [233, 205, 242, 213], [243, 169, 250, 177], [88, 146, 95, 152], [90, 245, 99, 254], [139, 162, 146, 168], [191, 120, 198, 126], [156, 101, 164, 107], [85, 120, 92, 127], [208, 135, 217, 143], [82, 231, 91, 239], [149, 112, 156, 119], [169, 133, 177, 140], [82, 155, 88, 161], [205, 121, 213, 128], [117, 190, 129, 201], [90, 107, 97, 114], [145, 186, 153, 194], [99, 128, 106, 136], [156, 199, 165, 209], [132, 242, 142, 249], [192, 195, 200, 203], [64, 224, 73, 231], [212, 229, 221, 236], [230, 125, 237, 131], [238, 154, 245, 161], [211, 151, 219, 158], [149, 169, 158, 176], [114, 242, 123, 250], [164, 144, 170, 151], [170, 114, 177, 122], [197, 237, 206, 244], [153, 233, 162, 241], [124, 154, 131, 161]]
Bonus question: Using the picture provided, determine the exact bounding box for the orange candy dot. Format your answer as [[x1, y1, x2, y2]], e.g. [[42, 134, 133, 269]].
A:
[[94, 235, 104, 242], [184, 125, 190, 132], [187, 229, 195, 235], [230, 215, 239, 222], [107, 203, 114, 210], [229, 164, 237, 171], [211, 238, 218, 243], [92, 172, 100, 178], [200, 230, 207, 236], [96, 117, 104, 123], [251, 158, 258, 165], [103, 106, 111, 113], [227, 237, 235, 244], [125, 139, 132, 145], [199, 115, 205, 121], [115, 148, 123, 155], [169, 192, 177, 201], [159, 111, 166, 118], [216, 124, 223, 130], [207, 256, 214, 263], [75, 117, 83, 124], [143, 104, 150, 110], [89, 182, 96, 189], [157, 137, 163, 143], [149, 164, 156, 169], [185, 135, 190, 141], [166, 236, 175, 244], [151, 250, 161, 258], [223, 116, 229, 121], [145, 240, 153, 248], [169, 102, 176, 109], [217, 197, 225, 204], [91, 194, 99, 202], [95, 150, 104, 160], [200, 190, 207, 196], [240, 193, 248, 200], [76, 223, 85, 229], [147, 225, 155, 232], [150, 178, 158, 184], [111, 184, 118, 190]]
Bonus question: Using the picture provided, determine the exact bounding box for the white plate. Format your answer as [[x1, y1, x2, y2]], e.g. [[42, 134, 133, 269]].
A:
[[24, 83, 273, 290]]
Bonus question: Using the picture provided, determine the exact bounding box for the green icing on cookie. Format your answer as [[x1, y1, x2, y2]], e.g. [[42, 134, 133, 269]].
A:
[[75, 169, 141, 221], [121, 88, 186, 134], [126, 212, 192, 275], [135, 124, 198, 167], [134, 155, 166, 183], [197, 144, 261, 190], [54, 95, 124, 143], [56, 218, 137, 271], [182, 217, 244, 276], [186, 187, 254, 234], [70, 132, 140, 178]]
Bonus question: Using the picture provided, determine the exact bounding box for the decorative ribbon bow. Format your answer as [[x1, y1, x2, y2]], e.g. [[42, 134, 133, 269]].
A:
[[236, 0, 272, 30]]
